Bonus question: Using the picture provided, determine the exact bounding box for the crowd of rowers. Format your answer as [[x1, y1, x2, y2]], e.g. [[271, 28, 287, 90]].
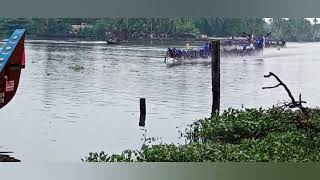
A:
[[165, 37, 265, 60], [166, 43, 212, 60], [223, 37, 286, 47]]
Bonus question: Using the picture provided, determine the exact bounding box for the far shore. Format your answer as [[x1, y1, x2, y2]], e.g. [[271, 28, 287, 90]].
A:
[[0, 33, 296, 43]]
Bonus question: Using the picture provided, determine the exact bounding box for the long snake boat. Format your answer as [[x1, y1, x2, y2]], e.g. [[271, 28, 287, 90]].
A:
[[164, 40, 264, 66], [222, 32, 286, 48]]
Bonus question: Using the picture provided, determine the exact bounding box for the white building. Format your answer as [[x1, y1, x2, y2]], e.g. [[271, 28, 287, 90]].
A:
[[70, 23, 93, 35]]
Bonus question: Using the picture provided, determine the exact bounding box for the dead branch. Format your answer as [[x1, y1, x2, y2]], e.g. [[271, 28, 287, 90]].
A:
[[263, 72, 309, 117], [262, 83, 281, 89]]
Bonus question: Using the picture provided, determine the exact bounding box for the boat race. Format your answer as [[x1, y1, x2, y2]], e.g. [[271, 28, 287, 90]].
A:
[[1, 18, 320, 162]]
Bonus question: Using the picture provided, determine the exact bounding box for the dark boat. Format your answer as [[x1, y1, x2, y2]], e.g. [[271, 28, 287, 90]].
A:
[[0, 29, 26, 109], [106, 39, 119, 44], [106, 39, 127, 45]]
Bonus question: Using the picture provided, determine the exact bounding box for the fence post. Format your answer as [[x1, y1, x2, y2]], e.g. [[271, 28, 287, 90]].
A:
[[139, 98, 146, 127], [211, 40, 220, 115]]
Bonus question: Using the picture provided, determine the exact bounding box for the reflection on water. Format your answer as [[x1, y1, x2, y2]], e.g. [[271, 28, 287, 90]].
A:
[[1, 41, 320, 162]]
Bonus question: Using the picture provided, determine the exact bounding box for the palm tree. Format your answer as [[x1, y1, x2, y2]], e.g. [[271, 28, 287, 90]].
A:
[[313, 18, 318, 40]]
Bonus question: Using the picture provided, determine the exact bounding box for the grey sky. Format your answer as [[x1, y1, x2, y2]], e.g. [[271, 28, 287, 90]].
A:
[[264, 18, 319, 24]]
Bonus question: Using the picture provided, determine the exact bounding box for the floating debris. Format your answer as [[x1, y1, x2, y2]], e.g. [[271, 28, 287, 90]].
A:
[[68, 64, 85, 72], [130, 69, 139, 73], [129, 65, 140, 73]]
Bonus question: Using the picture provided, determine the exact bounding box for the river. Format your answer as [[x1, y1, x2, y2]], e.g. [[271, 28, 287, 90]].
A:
[[1, 40, 320, 162]]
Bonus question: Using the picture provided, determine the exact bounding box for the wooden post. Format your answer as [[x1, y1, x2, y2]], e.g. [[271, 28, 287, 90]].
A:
[[139, 98, 146, 127], [211, 40, 220, 115]]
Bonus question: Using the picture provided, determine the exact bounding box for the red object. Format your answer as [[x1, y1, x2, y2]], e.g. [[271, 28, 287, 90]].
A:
[[0, 29, 26, 109], [21, 44, 25, 67]]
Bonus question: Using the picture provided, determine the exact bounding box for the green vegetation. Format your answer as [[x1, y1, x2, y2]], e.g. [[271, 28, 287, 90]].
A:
[[83, 107, 320, 162], [68, 64, 85, 72], [270, 18, 317, 41], [0, 18, 319, 41]]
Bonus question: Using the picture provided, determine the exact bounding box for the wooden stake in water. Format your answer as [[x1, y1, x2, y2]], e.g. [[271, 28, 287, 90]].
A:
[[211, 40, 220, 115], [139, 98, 146, 127]]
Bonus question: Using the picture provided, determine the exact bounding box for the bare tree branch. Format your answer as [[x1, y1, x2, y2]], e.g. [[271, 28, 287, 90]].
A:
[[263, 72, 309, 117], [262, 83, 281, 89]]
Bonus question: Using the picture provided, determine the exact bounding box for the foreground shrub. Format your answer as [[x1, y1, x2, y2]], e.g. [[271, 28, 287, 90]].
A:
[[83, 106, 320, 162]]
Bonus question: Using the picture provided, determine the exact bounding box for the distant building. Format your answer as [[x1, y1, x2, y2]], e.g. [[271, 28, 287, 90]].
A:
[[201, 34, 208, 38], [70, 23, 93, 35]]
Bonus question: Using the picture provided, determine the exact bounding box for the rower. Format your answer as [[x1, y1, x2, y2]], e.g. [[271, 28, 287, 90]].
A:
[[242, 43, 247, 50], [164, 48, 171, 62], [281, 38, 284, 44], [178, 49, 182, 58], [167, 48, 173, 58], [172, 48, 177, 58], [254, 36, 264, 54]]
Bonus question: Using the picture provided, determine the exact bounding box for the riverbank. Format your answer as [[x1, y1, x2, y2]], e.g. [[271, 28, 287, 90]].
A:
[[84, 106, 320, 162], [0, 33, 205, 42], [1, 33, 316, 44]]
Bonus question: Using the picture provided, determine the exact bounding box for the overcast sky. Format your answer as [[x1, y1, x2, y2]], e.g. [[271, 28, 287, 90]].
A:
[[264, 18, 319, 24]]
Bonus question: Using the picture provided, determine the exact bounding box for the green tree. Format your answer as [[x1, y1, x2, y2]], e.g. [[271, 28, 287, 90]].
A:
[[287, 18, 313, 41]]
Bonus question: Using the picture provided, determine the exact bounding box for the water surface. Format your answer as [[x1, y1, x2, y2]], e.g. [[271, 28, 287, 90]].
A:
[[1, 41, 320, 162]]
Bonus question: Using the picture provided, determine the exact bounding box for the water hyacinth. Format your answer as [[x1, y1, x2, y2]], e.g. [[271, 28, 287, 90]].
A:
[[68, 64, 85, 72], [84, 106, 320, 162]]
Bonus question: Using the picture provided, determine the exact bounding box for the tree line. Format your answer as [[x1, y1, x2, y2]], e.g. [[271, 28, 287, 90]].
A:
[[0, 18, 318, 41]]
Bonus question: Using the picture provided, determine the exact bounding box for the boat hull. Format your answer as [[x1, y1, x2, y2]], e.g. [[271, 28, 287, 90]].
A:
[[106, 40, 127, 45], [0, 29, 25, 109], [164, 57, 212, 66]]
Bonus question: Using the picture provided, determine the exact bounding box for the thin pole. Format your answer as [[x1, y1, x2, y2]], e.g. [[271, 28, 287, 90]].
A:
[[139, 98, 146, 127]]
